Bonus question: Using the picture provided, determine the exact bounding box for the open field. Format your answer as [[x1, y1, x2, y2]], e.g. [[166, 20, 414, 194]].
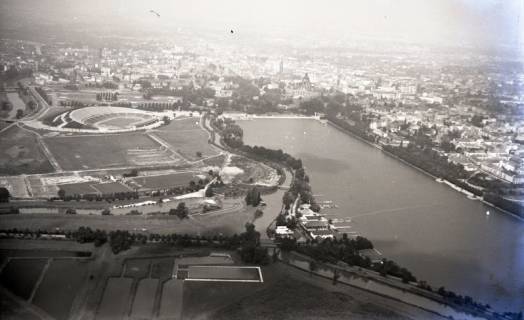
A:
[[154, 130, 218, 161], [159, 279, 184, 320], [0, 258, 47, 300], [210, 273, 406, 320], [96, 277, 133, 320], [130, 279, 159, 319], [124, 259, 151, 278], [0, 200, 252, 235], [44, 133, 178, 170], [3, 92, 26, 120], [92, 181, 132, 193], [153, 118, 218, 161], [161, 118, 202, 132], [0, 286, 42, 320], [151, 257, 174, 279], [0, 239, 445, 320], [57, 181, 131, 196], [0, 176, 30, 198], [26, 175, 59, 198], [58, 181, 98, 194], [193, 263, 438, 320], [0, 239, 94, 253], [187, 266, 261, 281], [32, 259, 89, 320], [227, 155, 279, 186], [129, 172, 197, 190], [99, 116, 144, 128], [0, 126, 53, 175], [55, 90, 96, 102]]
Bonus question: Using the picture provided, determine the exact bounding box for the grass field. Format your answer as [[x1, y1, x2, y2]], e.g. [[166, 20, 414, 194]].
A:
[[98, 116, 145, 128], [130, 172, 196, 190], [0, 258, 47, 300], [0, 126, 53, 175], [44, 133, 163, 170], [32, 259, 89, 320], [59, 181, 131, 195], [0, 286, 41, 320], [161, 118, 201, 132], [187, 266, 261, 281], [96, 277, 133, 320], [124, 259, 150, 279], [159, 279, 184, 320], [58, 182, 98, 195], [130, 279, 159, 319], [154, 118, 218, 161], [0, 198, 251, 235], [150, 258, 174, 279], [202, 264, 410, 320], [91, 182, 132, 193]]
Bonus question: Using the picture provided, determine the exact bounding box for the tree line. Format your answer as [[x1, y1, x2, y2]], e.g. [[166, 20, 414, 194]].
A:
[[0, 222, 270, 264]]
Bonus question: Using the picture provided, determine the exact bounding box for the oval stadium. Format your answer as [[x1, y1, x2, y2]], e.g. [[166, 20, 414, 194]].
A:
[[69, 106, 161, 131]]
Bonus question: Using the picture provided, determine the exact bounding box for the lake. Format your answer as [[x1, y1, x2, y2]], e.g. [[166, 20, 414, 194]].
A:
[[239, 118, 524, 311]]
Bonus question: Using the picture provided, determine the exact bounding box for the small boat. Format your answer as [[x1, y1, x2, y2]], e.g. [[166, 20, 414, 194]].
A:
[[486, 211, 490, 216], [436, 178, 444, 183]]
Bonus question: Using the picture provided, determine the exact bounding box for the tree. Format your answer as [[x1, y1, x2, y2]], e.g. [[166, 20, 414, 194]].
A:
[[109, 230, 132, 254], [333, 270, 340, 285], [205, 187, 214, 197], [1, 101, 12, 111], [0, 187, 10, 203], [245, 187, 262, 206], [196, 151, 203, 158], [239, 223, 269, 264], [101, 208, 111, 215], [309, 260, 318, 276], [162, 115, 171, 125], [58, 189, 66, 199], [65, 208, 77, 215], [172, 202, 189, 219], [15, 109, 24, 119], [27, 100, 36, 110], [254, 209, 263, 219]]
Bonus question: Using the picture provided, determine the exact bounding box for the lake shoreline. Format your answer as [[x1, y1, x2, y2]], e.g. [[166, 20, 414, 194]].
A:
[[326, 119, 524, 222]]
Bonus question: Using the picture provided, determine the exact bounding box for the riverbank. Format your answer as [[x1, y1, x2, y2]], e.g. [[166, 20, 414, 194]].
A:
[[327, 119, 524, 222], [281, 251, 493, 320]]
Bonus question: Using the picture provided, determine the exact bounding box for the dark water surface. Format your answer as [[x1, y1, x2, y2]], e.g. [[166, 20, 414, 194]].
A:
[[240, 118, 524, 310]]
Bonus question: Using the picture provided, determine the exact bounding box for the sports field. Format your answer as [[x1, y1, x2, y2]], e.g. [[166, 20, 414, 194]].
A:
[[0, 126, 53, 175], [129, 172, 196, 190], [187, 266, 262, 282], [58, 181, 131, 195], [98, 116, 144, 128], [44, 133, 170, 170], [154, 118, 219, 161]]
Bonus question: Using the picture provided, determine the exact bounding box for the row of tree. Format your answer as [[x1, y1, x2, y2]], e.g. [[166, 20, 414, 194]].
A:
[[96, 91, 118, 101], [0, 222, 269, 263], [59, 100, 90, 107], [86, 81, 118, 90]]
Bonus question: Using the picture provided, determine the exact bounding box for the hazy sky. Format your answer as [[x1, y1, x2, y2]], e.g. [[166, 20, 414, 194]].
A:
[[1, 0, 522, 49]]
